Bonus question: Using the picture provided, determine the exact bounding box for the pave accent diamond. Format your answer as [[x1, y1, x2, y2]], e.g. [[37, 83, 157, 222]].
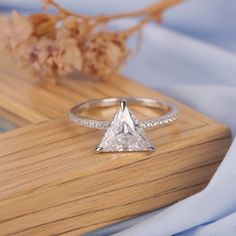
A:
[[96, 100, 155, 152]]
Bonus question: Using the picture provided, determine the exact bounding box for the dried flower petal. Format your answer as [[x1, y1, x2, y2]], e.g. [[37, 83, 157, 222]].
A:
[[60, 17, 90, 44], [30, 13, 55, 36], [53, 37, 83, 75], [82, 33, 128, 80], [7, 11, 33, 48]]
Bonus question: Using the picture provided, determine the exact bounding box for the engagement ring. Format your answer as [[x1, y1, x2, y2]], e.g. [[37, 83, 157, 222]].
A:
[[69, 97, 178, 153]]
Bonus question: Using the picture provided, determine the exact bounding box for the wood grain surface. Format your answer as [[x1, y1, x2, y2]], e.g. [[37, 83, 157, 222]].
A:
[[0, 55, 232, 235]]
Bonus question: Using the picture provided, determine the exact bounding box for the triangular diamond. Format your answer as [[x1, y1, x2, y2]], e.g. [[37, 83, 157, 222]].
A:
[[96, 101, 155, 152]]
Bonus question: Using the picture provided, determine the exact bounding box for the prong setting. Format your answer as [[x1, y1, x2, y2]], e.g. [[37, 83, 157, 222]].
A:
[[120, 99, 127, 111], [148, 146, 155, 152], [95, 147, 103, 152]]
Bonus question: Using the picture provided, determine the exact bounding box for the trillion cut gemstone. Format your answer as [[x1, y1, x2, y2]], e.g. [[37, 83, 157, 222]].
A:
[[96, 101, 155, 152]]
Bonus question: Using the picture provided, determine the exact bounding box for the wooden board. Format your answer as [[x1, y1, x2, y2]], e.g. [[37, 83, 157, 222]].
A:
[[0, 55, 232, 235]]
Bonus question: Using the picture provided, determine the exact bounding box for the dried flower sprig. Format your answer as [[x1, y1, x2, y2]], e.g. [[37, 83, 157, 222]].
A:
[[1, 0, 184, 82]]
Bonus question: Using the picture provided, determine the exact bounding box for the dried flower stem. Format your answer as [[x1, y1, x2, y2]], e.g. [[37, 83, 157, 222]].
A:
[[45, 0, 184, 25], [43, 0, 184, 37], [94, 0, 184, 22], [44, 0, 184, 39], [43, 0, 89, 20], [119, 18, 152, 38]]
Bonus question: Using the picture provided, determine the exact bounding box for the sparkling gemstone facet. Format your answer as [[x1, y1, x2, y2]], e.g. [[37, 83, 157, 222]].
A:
[[96, 101, 155, 152]]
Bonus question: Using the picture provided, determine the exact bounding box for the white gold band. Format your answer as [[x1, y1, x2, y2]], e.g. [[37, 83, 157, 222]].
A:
[[69, 97, 178, 129]]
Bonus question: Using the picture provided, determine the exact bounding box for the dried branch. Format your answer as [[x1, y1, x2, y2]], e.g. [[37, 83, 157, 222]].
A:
[[43, 0, 89, 20], [94, 0, 183, 22]]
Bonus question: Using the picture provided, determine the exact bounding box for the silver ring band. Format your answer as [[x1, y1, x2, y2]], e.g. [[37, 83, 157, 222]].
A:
[[69, 97, 178, 129]]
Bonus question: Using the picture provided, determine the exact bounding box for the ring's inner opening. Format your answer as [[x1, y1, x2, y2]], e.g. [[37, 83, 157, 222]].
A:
[[79, 103, 169, 120]]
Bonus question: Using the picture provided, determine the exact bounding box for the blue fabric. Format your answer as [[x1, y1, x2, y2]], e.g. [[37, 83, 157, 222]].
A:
[[114, 139, 236, 236], [85, 24, 236, 236]]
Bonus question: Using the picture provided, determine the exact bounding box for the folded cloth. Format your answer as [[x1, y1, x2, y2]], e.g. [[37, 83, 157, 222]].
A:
[[115, 138, 236, 236], [112, 25, 236, 236], [83, 25, 236, 236]]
